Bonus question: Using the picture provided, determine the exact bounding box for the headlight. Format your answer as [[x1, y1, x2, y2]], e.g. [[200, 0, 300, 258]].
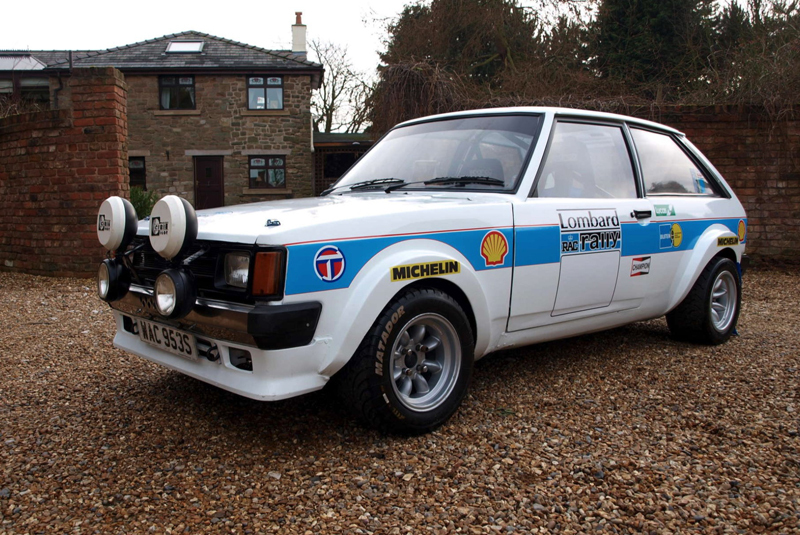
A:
[[154, 269, 196, 319], [96, 258, 130, 302], [224, 252, 251, 288]]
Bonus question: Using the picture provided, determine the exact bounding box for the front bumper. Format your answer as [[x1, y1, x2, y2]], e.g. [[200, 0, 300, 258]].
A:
[[109, 286, 321, 350], [111, 311, 331, 400]]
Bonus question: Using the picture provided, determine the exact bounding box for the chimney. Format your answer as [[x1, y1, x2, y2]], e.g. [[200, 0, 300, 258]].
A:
[[292, 12, 307, 56]]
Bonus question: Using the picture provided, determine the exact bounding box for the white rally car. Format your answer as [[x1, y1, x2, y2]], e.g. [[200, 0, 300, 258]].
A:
[[96, 108, 747, 433]]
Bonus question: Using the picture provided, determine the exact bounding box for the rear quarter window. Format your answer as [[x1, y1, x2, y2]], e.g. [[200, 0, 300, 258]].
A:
[[631, 128, 720, 196]]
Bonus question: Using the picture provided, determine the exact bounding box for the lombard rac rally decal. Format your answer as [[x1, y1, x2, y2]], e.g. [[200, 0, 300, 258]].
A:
[[659, 223, 682, 249], [481, 231, 509, 267], [391, 260, 460, 282], [630, 256, 651, 277], [314, 245, 346, 282], [558, 209, 621, 255]]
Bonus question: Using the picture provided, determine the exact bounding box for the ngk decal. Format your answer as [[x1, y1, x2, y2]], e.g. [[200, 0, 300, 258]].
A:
[[558, 209, 621, 255]]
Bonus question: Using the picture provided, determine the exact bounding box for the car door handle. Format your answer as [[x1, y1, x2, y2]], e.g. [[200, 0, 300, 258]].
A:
[[631, 210, 652, 220]]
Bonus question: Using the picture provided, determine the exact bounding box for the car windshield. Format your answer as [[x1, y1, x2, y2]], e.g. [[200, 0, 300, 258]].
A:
[[331, 114, 542, 193]]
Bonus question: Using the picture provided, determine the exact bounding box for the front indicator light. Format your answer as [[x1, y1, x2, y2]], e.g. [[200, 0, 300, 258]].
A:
[[154, 269, 196, 319], [97, 259, 130, 302], [252, 251, 283, 297]]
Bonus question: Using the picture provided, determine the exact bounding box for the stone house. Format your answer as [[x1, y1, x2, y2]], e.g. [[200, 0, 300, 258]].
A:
[[0, 15, 323, 209]]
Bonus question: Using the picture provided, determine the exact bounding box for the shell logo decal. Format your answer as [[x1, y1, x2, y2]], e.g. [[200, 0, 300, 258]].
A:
[[481, 230, 509, 267], [737, 220, 746, 242]]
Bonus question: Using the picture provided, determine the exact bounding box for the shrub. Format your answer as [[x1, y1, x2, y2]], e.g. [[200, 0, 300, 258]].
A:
[[130, 186, 159, 218]]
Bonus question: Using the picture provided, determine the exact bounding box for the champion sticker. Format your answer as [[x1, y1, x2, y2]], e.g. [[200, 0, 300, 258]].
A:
[[480, 231, 509, 267], [630, 256, 651, 277], [314, 245, 346, 282]]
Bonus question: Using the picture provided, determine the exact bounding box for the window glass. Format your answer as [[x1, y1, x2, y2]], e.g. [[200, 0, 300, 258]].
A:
[[159, 76, 195, 110], [535, 122, 637, 198], [247, 76, 283, 110], [631, 128, 719, 196], [129, 157, 146, 190], [249, 156, 286, 188], [166, 41, 204, 53], [336, 115, 541, 192]]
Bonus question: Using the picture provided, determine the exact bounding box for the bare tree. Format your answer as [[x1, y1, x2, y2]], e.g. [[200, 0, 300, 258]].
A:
[[310, 39, 372, 133]]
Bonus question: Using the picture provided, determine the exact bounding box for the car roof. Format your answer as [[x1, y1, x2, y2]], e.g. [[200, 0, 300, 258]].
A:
[[397, 107, 684, 136]]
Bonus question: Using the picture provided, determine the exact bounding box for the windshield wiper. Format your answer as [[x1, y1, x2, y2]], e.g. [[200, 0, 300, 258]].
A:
[[321, 178, 404, 195], [424, 176, 506, 187]]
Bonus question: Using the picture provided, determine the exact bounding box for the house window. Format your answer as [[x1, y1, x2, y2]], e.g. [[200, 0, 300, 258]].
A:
[[166, 41, 204, 53], [129, 157, 146, 190], [160, 76, 195, 110], [247, 76, 283, 110], [249, 156, 286, 188]]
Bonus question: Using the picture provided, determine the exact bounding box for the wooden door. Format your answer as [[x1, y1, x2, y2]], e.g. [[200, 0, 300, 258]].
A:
[[194, 156, 224, 209]]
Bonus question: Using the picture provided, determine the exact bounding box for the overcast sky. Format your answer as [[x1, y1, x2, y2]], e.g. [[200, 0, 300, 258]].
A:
[[3, 0, 414, 77]]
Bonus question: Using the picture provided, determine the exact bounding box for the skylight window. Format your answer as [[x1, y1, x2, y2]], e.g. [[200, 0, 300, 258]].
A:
[[166, 41, 204, 53]]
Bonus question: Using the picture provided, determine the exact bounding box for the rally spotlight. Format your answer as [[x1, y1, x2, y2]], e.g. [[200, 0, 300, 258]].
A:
[[149, 195, 198, 260], [153, 268, 196, 319], [97, 196, 138, 253], [97, 258, 131, 302]]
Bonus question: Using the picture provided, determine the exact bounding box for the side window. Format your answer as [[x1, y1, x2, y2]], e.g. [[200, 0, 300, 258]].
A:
[[129, 157, 146, 190], [247, 76, 283, 110], [631, 128, 719, 196], [159, 76, 195, 110], [535, 122, 637, 199]]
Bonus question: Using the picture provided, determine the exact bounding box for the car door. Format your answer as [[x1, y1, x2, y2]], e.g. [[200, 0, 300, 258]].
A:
[[508, 119, 653, 332]]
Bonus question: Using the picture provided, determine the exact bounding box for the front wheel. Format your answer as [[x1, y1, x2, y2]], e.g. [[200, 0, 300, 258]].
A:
[[337, 287, 474, 434], [667, 256, 742, 345]]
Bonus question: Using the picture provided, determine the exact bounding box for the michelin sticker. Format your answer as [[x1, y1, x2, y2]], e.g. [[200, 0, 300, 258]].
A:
[[558, 209, 621, 255], [391, 260, 460, 282], [718, 236, 740, 247], [630, 256, 651, 277], [659, 223, 683, 249]]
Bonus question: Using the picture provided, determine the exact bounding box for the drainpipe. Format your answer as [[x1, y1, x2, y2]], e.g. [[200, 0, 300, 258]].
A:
[[53, 72, 63, 110]]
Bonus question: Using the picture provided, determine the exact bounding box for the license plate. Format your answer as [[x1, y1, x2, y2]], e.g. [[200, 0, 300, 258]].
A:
[[137, 319, 198, 361]]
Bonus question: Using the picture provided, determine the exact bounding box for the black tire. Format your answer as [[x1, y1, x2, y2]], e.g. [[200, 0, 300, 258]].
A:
[[666, 256, 741, 345], [337, 287, 474, 434]]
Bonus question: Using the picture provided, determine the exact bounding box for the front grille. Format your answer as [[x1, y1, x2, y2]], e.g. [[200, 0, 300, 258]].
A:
[[126, 238, 253, 304]]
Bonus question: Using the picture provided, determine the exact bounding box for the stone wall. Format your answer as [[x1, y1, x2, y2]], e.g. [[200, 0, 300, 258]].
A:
[[635, 106, 800, 261], [0, 67, 128, 277], [125, 73, 314, 206]]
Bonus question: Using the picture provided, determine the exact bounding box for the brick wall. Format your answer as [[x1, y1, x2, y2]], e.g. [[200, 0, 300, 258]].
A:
[[635, 106, 800, 261], [126, 73, 314, 206], [0, 67, 128, 277]]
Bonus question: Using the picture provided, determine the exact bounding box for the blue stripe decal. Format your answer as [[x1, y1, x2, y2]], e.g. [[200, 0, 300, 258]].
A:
[[284, 218, 745, 295], [514, 226, 561, 266], [285, 228, 514, 295]]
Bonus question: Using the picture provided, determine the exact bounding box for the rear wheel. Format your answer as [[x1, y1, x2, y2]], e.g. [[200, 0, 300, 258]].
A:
[[667, 256, 741, 345], [337, 287, 474, 434]]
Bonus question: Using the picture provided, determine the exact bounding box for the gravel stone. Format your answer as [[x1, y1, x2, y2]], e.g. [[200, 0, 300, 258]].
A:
[[1, 267, 799, 533]]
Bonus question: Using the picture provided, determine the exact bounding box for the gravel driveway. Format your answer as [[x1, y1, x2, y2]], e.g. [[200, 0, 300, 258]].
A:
[[1, 268, 798, 534]]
